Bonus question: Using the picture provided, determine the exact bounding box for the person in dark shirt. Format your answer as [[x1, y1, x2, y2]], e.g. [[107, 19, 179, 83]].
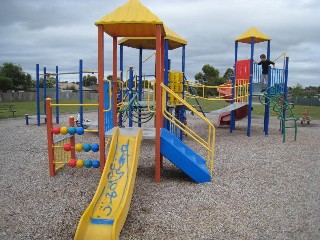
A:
[[254, 54, 275, 91]]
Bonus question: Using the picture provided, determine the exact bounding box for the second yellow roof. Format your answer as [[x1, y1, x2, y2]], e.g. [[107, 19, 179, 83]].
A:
[[119, 25, 187, 50]]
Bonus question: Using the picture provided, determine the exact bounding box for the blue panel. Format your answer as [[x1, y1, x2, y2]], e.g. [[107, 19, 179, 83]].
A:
[[90, 217, 114, 225], [104, 81, 113, 131], [160, 128, 211, 183], [36, 64, 40, 126]]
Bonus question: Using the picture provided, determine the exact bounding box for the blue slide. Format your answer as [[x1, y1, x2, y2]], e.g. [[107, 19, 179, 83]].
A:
[[160, 128, 211, 183]]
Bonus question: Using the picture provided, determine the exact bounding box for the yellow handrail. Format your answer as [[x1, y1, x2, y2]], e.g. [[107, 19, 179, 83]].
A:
[[147, 80, 156, 113], [160, 83, 215, 176], [184, 80, 249, 103], [273, 52, 287, 63], [125, 69, 138, 90], [143, 52, 155, 63]]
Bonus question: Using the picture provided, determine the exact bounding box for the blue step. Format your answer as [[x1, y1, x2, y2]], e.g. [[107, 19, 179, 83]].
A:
[[160, 128, 211, 183]]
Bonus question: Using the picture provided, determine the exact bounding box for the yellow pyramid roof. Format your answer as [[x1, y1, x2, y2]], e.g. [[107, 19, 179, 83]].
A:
[[95, 0, 165, 37], [118, 25, 187, 50], [235, 27, 271, 44]]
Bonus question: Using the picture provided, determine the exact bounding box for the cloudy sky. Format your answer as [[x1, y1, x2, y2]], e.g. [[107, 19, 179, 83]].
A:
[[1, 0, 319, 87]]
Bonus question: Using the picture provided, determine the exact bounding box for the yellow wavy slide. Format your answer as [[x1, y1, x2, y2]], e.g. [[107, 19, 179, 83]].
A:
[[74, 127, 143, 240]]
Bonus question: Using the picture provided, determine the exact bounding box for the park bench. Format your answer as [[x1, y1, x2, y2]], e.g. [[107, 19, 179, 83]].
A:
[[0, 104, 16, 117]]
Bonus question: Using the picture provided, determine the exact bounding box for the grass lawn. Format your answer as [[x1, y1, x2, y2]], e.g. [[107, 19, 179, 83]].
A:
[[1, 98, 319, 120], [0, 99, 98, 119]]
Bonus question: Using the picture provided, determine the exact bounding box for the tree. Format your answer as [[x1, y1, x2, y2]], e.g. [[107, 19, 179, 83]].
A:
[[223, 68, 234, 82], [194, 64, 227, 97], [0, 62, 32, 91], [83, 74, 97, 87], [23, 73, 33, 91], [291, 83, 304, 97], [0, 75, 13, 92], [31, 77, 56, 88]]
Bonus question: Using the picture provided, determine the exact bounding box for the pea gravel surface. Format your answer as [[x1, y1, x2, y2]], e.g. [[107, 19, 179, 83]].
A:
[[0, 111, 319, 240]]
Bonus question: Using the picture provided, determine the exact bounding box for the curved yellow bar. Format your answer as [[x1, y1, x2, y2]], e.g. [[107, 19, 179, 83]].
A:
[[74, 127, 143, 240]]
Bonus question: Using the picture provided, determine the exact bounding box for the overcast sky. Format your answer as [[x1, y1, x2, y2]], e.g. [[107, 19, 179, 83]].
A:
[[1, 0, 319, 87]]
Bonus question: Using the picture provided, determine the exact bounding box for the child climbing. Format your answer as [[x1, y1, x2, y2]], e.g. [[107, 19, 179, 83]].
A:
[[254, 54, 275, 91]]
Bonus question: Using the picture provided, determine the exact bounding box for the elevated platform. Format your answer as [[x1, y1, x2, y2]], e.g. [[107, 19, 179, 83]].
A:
[[212, 102, 248, 115], [105, 127, 155, 140]]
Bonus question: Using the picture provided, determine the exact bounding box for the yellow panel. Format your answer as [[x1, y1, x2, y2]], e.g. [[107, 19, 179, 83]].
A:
[[96, 0, 165, 37], [235, 27, 271, 44]]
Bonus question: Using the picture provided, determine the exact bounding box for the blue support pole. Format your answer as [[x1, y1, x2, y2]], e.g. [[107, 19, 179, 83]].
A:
[[55, 66, 59, 124], [267, 40, 271, 60], [43, 66, 47, 121], [182, 45, 186, 78], [247, 38, 255, 137], [283, 57, 289, 101], [36, 64, 40, 126], [230, 41, 238, 133], [181, 45, 186, 139], [138, 48, 143, 127], [282, 56, 289, 134], [79, 59, 83, 128], [164, 41, 169, 86], [139, 48, 143, 101], [129, 66, 134, 127], [264, 39, 272, 134], [264, 66, 271, 135], [118, 44, 124, 127], [164, 40, 169, 130], [264, 39, 272, 133]]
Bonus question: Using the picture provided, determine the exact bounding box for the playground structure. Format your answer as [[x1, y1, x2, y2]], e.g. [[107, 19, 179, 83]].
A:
[[185, 27, 297, 142], [42, 1, 299, 239], [43, 1, 215, 239], [26, 60, 97, 127]]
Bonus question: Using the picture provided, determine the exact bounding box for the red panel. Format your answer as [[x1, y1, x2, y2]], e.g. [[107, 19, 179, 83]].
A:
[[236, 60, 250, 84]]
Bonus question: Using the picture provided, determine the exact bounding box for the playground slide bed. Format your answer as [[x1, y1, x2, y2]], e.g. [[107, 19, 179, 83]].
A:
[[0, 112, 319, 240]]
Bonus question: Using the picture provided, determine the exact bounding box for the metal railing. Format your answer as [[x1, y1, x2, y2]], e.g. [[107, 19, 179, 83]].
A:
[[161, 83, 216, 176], [184, 80, 249, 103]]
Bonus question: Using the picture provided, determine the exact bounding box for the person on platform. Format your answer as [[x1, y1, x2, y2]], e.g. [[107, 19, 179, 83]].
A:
[[254, 54, 275, 91]]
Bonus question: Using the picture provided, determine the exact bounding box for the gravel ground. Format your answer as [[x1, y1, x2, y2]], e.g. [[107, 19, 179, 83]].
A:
[[0, 111, 319, 240]]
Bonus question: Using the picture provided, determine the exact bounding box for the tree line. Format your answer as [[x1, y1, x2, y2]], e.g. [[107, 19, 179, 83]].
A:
[[0, 62, 97, 92]]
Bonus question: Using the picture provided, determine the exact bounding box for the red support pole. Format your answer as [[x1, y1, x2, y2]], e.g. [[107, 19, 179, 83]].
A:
[[98, 25, 106, 172], [46, 98, 55, 176], [113, 36, 118, 127], [155, 25, 164, 182], [69, 116, 76, 160]]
